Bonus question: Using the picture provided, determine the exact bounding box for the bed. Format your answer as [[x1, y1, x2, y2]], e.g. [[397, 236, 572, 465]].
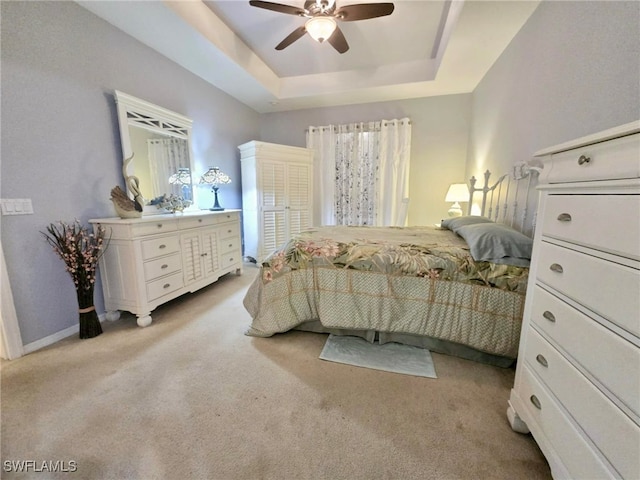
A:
[[243, 164, 540, 367]]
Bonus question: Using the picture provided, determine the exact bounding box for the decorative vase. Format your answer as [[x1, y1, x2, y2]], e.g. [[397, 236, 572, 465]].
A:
[[76, 284, 102, 339]]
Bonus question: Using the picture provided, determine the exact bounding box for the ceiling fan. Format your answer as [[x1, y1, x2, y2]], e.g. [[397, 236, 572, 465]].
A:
[[249, 0, 394, 54]]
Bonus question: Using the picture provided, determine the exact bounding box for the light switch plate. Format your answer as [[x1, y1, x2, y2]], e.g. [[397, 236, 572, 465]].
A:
[[1, 199, 34, 215]]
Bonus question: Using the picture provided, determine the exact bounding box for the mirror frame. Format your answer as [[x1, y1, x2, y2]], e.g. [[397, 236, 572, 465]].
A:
[[114, 90, 197, 215]]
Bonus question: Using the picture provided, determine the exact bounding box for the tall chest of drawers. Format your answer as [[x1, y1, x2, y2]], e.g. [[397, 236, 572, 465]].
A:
[[90, 210, 242, 327], [507, 121, 640, 479]]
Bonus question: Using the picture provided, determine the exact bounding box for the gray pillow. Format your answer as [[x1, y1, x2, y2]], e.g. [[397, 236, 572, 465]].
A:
[[441, 215, 494, 231], [455, 223, 533, 265]]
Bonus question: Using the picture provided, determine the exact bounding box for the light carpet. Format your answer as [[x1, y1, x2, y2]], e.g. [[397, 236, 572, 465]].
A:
[[320, 334, 437, 378], [2, 265, 553, 479]]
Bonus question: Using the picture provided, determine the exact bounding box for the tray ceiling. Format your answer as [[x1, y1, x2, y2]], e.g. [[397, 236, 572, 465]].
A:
[[77, 0, 540, 113]]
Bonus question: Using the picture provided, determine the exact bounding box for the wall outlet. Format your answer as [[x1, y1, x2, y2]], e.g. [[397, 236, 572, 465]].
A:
[[1, 199, 34, 215]]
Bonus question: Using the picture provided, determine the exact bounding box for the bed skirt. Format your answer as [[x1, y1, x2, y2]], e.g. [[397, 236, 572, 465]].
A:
[[294, 320, 516, 368]]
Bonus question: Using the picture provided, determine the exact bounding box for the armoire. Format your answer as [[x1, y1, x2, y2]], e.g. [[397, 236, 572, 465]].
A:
[[239, 141, 314, 263]]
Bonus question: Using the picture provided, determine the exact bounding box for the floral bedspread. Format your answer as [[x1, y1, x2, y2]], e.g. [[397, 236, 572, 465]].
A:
[[259, 225, 528, 293], [243, 225, 528, 358]]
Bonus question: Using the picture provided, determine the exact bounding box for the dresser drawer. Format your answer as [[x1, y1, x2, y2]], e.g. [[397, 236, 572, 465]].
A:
[[146, 272, 184, 302], [217, 211, 240, 224], [545, 132, 640, 183], [516, 365, 615, 480], [178, 215, 218, 230], [524, 329, 640, 479], [220, 250, 241, 269], [132, 220, 177, 237], [537, 241, 640, 337], [219, 234, 241, 255], [141, 235, 180, 260], [542, 194, 640, 259], [143, 253, 182, 281], [218, 223, 240, 240], [530, 286, 640, 417], [98, 223, 132, 240]]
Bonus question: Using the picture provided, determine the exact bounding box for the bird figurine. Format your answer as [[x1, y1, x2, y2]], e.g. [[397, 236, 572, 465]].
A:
[[122, 153, 144, 212], [110, 186, 142, 218]]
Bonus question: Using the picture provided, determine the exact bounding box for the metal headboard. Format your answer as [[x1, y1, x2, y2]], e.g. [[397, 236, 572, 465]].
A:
[[468, 162, 541, 236]]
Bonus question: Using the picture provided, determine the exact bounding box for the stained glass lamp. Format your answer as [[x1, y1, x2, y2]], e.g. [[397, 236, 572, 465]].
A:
[[199, 167, 231, 211], [168, 167, 192, 201]]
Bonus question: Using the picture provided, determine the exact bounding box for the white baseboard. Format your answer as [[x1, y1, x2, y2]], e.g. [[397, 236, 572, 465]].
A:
[[22, 313, 106, 356]]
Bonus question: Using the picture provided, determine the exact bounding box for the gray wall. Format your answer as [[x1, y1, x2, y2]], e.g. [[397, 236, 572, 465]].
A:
[[259, 94, 473, 227], [1, 1, 260, 344], [467, 0, 640, 181]]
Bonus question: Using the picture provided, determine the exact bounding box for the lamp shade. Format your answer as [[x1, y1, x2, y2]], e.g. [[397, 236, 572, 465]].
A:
[[168, 167, 192, 185], [445, 183, 470, 203], [305, 17, 337, 43], [199, 167, 231, 186], [199, 167, 231, 211]]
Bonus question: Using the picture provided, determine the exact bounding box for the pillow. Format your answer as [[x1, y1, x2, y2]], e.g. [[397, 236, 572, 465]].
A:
[[441, 215, 494, 232], [455, 223, 533, 265]]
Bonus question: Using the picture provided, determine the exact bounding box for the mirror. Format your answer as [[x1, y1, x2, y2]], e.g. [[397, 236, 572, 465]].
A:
[[114, 91, 196, 214]]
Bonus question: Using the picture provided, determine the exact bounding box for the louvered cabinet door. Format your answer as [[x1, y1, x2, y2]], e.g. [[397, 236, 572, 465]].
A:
[[181, 230, 204, 285], [200, 227, 220, 278], [181, 228, 221, 285], [287, 162, 312, 235], [259, 160, 287, 260], [260, 161, 286, 210], [260, 210, 287, 259]]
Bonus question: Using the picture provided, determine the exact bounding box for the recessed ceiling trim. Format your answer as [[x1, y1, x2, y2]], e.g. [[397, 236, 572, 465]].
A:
[[431, 0, 452, 59], [279, 59, 437, 98], [432, 0, 464, 72], [165, 0, 280, 94]]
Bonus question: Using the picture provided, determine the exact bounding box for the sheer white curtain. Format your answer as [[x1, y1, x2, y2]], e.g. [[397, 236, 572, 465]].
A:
[[306, 118, 411, 226], [378, 118, 412, 226], [147, 138, 190, 197], [306, 126, 337, 225]]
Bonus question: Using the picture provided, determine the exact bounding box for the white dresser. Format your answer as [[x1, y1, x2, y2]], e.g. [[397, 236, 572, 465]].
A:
[[239, 141, 313, 262], [507, 121, 640, 479], [89, 210, 242, 327]]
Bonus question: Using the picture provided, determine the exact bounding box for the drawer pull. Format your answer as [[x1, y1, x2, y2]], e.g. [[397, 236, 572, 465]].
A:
[[577, 154, 591, 166], [228, 229, 232, 233], [229, 257, 234, 262], [228, 243, 233, 248], [530, 395, 542, 410], [557, 213, 572, 222], [157, 224, 164, 229], [201, 253, 208, 257], [198, 219, 203, 223], [549, 263, 563, 273], [161, 264, 168, 269], [535, 354, 548, 367], [542, 310, 556, 323], [159, 244, 167, 249], [163, 283, 171, 289]]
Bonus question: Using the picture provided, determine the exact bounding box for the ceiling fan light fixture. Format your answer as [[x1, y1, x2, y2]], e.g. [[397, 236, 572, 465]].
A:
[[305, 17, 337, 43]]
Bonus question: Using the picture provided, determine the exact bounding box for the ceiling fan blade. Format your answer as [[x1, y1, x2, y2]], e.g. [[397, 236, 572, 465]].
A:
[[249, 0, 306, 16], [275, 26, 307, 50], [327, 25, 349, 54], [335, 3, 394, 21]]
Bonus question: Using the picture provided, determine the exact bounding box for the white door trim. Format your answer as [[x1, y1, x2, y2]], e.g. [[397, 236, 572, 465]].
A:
[[1, 241, 24, 360]]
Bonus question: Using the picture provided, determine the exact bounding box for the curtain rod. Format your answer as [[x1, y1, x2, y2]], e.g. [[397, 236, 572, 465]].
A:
[[305, 118, 411, 133]]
